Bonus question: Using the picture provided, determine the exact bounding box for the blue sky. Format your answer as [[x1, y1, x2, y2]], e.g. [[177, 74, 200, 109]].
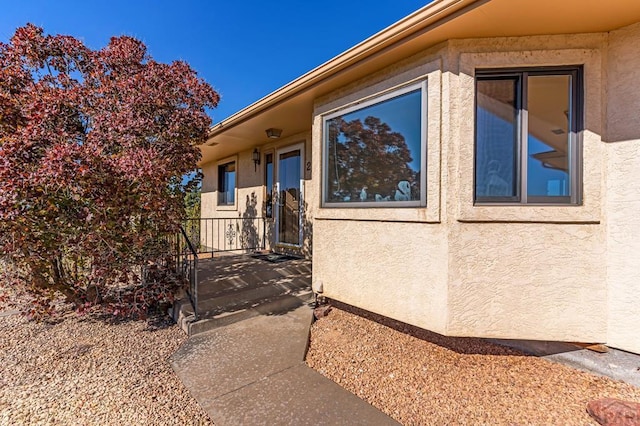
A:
[[1, 0, 431, 123]]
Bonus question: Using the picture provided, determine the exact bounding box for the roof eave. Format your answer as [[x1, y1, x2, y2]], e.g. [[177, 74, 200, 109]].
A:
[[205, 0, 481, 143]]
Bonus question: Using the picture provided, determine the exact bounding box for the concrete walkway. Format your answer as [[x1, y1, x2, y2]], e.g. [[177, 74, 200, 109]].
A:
[[170, 300, 399, 425], [491, 339, 640, 388]]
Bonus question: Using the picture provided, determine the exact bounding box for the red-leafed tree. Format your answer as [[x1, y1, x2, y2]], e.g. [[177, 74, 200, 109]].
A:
[[0, 24, 219, 317]]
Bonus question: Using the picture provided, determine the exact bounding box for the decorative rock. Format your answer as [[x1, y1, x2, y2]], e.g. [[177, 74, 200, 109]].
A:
[[587, 398, 640, 425], [313, 304, 332, 319]]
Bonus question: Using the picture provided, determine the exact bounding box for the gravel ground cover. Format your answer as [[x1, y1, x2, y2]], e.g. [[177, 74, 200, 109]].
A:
[[0, 310, 212, 425], [306, 305, 640, 425]]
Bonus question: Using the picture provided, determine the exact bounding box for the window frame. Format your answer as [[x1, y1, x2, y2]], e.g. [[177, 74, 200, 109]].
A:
[[217, 160, 237, 207], [264, 151, 274, 218], [474, 66, 583, 206], [321, 80, 428, 208]]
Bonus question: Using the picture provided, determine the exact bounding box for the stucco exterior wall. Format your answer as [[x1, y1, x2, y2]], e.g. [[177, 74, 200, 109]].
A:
[[604, 22, 640, 354], [310, 48, 448, 332], [314, 220, 449, 333], [311, 33, 610, 343], [200, 132, 312, 256], [202, 25, 640, 352], [447, 39, 607, 341]]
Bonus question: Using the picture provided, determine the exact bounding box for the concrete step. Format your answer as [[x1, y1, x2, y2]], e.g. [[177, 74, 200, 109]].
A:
[[174, 289, 314, 336], [171, 254, 313, 335], [197, 276, 311, 317]]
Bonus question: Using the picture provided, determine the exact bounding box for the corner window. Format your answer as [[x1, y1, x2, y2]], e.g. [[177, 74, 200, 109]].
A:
[[217, 161, 236, 205], [475, 67, 582, 204], [322, 81, 427, 207]]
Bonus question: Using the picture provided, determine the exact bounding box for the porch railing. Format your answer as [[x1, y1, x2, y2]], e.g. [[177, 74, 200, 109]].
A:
[[171, 226, 199, 319], [183, 217, 266, 255], [173, 217, 267, 320]]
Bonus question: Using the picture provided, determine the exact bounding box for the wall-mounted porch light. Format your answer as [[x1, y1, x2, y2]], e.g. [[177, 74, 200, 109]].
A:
[[252, 147, 261, 171], [265, 128, 282, 139]]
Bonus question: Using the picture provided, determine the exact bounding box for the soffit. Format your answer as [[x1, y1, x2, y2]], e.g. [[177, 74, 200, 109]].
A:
[[200, 0, 640, 164]]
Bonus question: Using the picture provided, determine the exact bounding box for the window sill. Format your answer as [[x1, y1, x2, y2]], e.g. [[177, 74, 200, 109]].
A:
[[315, 207, 440, 223], [457, 203, 600, 224], [216, 204, 238, 211]]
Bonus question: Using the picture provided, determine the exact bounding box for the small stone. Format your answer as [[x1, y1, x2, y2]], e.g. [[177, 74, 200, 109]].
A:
[[314, 304, 332, 319], [587, 398, 640, 425]]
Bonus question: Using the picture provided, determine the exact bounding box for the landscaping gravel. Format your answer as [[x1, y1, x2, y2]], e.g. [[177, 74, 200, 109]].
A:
[[306, 305, 640, 425], [5, 282, 640, 426], [0, 312, 212, 425]]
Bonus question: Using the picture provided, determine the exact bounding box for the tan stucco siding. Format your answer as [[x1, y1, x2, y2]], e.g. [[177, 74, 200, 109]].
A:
[[313, 219, 449, 334], [444, 39, 607, 342], [446, 222, 606, 340], [312, 33, 611, 344], [605, 22, 640, 354]]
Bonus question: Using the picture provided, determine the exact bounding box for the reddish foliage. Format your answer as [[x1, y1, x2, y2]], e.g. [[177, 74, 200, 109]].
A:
[[0, 24, 219, 317]]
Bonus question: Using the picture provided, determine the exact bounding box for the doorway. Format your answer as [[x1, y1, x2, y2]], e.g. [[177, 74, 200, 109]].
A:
[[275, 144, 303, 247]]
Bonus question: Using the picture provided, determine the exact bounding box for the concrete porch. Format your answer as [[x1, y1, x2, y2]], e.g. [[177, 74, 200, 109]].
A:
[[171, 252, 313, 336]]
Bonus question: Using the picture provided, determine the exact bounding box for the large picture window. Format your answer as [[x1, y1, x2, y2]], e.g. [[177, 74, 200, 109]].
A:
[[322, 81, 427, 207], [217, 161, 236, 206], [475, 67, 582, 204]]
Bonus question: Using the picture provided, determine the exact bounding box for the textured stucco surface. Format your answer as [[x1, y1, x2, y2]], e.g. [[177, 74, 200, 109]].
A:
[[313, 219, 449, 334], [309, 51, 449, 334], [446, 222, 606, 340], [312, 33, 611, 344], [605, 22, 640, 354], [202, 26, 640, 353], [446, 40, 607, 342]]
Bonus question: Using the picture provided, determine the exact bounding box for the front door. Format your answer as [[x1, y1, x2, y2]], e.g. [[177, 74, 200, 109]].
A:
[[275, 144, 303, 247]]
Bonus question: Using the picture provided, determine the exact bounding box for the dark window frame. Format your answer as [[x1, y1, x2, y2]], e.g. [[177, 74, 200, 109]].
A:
[[321, 80, 428, 208], [264, 152, 274, 218], [474, 66, 583, 205], [217, 161, 236, 206]]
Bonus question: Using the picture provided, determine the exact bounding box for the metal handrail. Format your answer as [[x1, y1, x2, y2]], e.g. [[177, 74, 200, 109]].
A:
[[176, 225, 199, 320], [183, 217, 266, 254], [175, 217, 267, 321]]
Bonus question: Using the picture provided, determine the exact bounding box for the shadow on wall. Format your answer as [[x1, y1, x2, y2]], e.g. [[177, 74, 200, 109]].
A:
[[239, 192, 262, 250], [331, 300, 535, 357], [302, 200, 312, 258], [240, 192, 312, 258]]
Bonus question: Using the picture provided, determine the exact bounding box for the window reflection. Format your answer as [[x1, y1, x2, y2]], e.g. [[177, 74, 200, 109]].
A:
[[217, 162, 235, 205], [278, 150, 300, 245], [527, 75, 571, 197], [475, 78, 518, 198], [324, 87, 423, 205], [474, 68, 579, 204], [265, 153, 273, 218]]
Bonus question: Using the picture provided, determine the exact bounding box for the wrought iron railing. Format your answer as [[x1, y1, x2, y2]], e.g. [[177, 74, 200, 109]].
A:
[[172, 226, 199, 319], [183, 217, 266, 254], [171, 217, 267, 320]]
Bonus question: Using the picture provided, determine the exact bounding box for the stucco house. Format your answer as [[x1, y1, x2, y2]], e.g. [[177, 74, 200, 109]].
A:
[[198, 0, 640, 355]]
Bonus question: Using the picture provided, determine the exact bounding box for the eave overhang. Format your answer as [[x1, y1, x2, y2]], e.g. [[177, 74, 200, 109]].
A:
[[200, 0, 640, 165]]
